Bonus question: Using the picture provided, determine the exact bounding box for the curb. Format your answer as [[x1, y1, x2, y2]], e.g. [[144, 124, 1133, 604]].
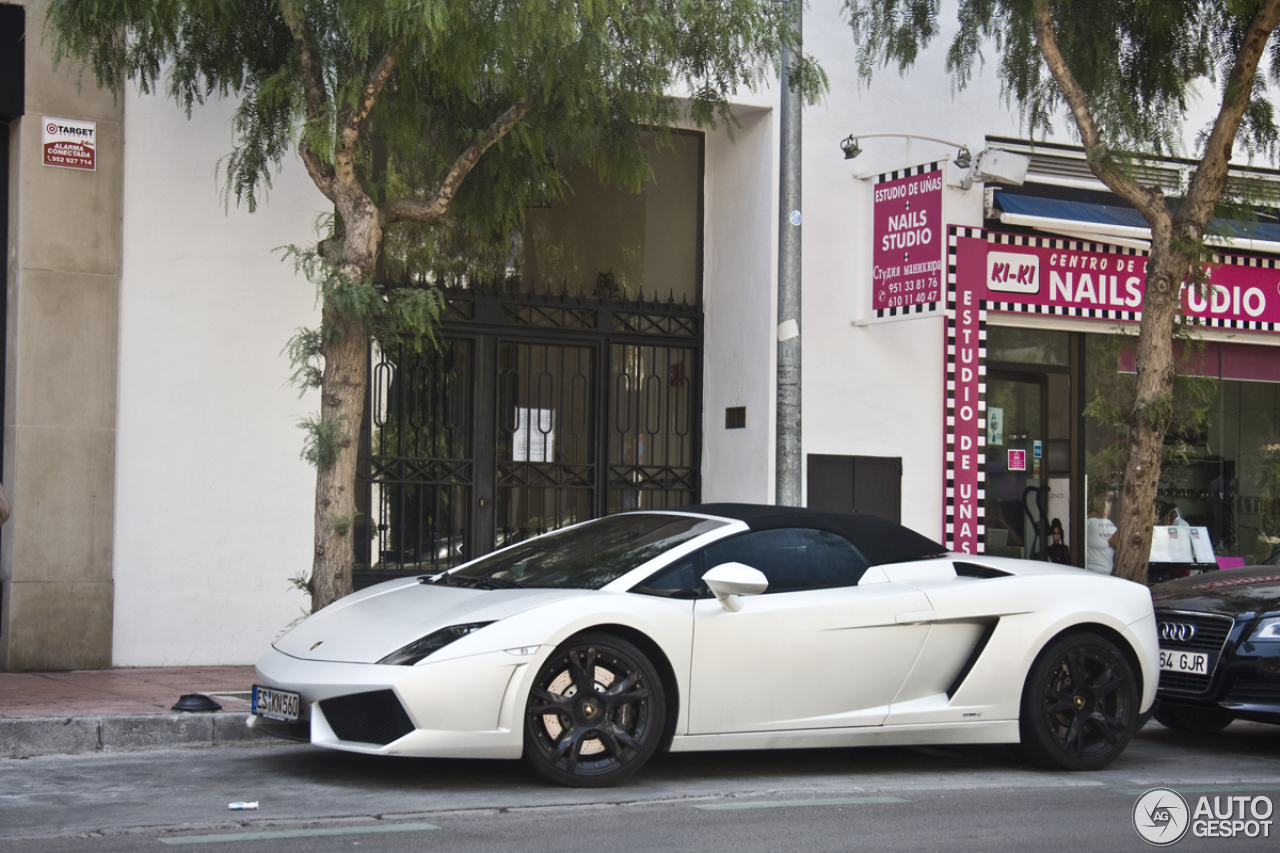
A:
[[0, 713, 297, 758]]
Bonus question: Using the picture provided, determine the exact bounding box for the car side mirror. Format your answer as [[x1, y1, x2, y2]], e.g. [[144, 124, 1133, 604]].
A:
[[702, 562, 769, 612]]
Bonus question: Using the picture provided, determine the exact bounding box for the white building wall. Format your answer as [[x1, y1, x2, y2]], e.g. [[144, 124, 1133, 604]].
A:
[[701, 103, 779, 504], [698, 4, 1048, 538], [114, 91, 323, 665]]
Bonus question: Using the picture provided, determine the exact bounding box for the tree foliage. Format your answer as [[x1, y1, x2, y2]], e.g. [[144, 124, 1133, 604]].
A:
[[49, 0, 823, 233], [844, 0, 1280, 583], [45, 0, 824, 609], [847, 1, 1280, 160]]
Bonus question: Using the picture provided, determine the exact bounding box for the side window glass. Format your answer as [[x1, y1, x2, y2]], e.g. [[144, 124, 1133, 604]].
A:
[[701, 528, 870, 594], [631, 557, 706, 599]]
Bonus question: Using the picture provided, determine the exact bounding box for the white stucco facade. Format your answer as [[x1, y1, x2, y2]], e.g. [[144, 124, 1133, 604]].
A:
[[113, 93, 322, 665]]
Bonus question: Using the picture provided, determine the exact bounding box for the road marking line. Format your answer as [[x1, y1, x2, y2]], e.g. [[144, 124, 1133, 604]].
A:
[[1116, 785, 1280, 795], [694, 796, 909, 811], [159, 822, 439, 844]]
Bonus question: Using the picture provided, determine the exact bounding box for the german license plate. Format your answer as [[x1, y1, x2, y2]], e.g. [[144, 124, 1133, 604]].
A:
[[252, 684, 301, 722], [1159, 649, 1209, 675]]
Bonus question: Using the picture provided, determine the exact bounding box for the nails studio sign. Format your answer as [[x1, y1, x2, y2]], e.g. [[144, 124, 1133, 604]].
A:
[[870, 164, 945, 320], [943, 228, 1280, 555]]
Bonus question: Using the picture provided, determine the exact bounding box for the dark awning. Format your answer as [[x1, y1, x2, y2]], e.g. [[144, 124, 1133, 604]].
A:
[[994, 192, 1280, 244]]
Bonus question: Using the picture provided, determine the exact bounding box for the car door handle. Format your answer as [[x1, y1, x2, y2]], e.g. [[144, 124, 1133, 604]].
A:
[[895, 610, 936, 625]]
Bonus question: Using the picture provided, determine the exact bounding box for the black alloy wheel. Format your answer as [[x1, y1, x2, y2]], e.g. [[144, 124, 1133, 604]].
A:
[[1153, 703, 1235, 733], [1019, 631, 1139, 770], [523, 632, 665, 787]]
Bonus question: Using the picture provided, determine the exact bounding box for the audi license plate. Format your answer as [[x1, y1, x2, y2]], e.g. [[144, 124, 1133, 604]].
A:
[[1159, 649, 1209, 675], [252, 684, 301, 723]]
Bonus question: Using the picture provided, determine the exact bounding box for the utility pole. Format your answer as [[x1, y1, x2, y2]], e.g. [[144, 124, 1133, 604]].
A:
[[775, 0, 802, 506]]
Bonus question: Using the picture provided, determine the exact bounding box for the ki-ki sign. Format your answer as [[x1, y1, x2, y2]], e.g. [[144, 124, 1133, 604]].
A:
[[943, 227, 1280, 554], [974, 239, 1280, 324]]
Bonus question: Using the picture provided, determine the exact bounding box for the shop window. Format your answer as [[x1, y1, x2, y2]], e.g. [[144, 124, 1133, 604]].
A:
[[987, 326, 1070, 366], [1083, 333, 1280, 564]]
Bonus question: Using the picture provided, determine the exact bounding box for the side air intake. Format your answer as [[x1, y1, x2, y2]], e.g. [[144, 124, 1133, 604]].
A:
[[947, 620, 999, 699], [953, 562, 1013, 579]]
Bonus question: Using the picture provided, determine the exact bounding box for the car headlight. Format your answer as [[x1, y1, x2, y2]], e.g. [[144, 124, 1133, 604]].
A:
[[377, 622, 495, 666], [1250, 616, 1280, 641]]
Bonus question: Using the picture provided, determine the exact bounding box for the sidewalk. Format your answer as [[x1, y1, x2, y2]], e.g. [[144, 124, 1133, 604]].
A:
[[0, 666, 292, 758]]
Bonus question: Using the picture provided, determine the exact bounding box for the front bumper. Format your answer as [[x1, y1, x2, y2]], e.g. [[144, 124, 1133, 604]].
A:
[[253, 643, 543, 759], [1155, 618, 1280, 725], [1218, 639, 1280, 723]]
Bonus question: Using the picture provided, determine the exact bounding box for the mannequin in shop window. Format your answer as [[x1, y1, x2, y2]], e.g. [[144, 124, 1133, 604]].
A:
[[1048, 517, 1071, 565], [1085, 493, 1119, 574]]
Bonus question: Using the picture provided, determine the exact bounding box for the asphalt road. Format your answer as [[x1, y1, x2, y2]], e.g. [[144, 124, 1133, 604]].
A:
[[2, 720, 1278, 852]]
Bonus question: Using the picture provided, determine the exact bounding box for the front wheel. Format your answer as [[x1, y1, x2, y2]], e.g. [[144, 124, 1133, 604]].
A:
[[1019, 631, 1139, 771], [523, 633, 665, 787]]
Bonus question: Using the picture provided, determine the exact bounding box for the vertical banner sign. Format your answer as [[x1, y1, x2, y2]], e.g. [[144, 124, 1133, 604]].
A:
[[944, 226, 985, 555], [872, 163, 944, 321], [42, 117, 96, 171]]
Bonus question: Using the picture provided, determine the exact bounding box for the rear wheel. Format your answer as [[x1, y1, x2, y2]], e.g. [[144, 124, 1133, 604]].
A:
[[1019, 631, 1138, 771], [1153, 703, 1234, 733], [523, 633, 665, 787]]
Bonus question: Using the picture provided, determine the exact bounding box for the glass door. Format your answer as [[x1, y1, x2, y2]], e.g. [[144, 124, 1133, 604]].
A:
[[986, 373, 1049, 561]]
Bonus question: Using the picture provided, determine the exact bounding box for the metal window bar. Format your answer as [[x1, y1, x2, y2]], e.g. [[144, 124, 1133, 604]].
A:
[[358, 339, 474, 579]]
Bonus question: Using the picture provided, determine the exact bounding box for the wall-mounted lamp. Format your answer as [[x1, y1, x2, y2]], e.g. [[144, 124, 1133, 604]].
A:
[[840, 133, 1028, 190], [839, 132, 971, 168]]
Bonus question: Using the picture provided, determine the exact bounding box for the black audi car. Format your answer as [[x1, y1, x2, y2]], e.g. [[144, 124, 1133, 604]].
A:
[[1149, 562, 1280, 732]]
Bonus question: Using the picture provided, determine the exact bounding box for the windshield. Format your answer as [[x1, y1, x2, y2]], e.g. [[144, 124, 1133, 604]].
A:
[[442, 514, 727, 589]]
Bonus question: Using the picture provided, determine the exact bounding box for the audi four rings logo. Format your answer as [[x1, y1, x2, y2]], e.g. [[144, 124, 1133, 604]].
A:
[[1160, 622, 1197, 642]]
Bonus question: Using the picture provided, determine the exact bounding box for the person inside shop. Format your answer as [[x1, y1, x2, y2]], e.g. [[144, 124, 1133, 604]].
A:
[[1048, 517, 1071, 565], [1085, 492, 1119, 574], [1155, 500, 1181, 526]]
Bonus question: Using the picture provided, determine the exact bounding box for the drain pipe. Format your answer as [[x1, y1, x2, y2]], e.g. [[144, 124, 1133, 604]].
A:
[[776, 0, 803, 507]]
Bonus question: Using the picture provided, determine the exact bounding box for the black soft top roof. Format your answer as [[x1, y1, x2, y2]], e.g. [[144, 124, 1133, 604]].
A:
[[675, 503, 949, 566]]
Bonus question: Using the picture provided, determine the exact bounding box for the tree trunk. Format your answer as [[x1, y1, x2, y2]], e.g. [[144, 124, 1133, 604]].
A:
[[309, 194, 382, 611], [1110, 248, 1188, 584], [309, 303, 368, 610]]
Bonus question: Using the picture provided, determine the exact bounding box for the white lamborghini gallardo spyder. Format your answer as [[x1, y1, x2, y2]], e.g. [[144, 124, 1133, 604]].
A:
[[252, 504, 1159, 786]]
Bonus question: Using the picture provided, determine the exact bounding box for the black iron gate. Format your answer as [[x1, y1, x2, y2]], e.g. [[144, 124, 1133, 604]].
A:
[[354, 288, 701, 585]]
